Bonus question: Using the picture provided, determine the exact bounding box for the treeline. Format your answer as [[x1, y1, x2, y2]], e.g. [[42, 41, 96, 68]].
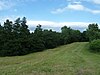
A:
[[0, 17, 100, 56]]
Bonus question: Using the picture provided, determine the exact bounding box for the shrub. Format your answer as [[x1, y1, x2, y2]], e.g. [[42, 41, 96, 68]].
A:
[[90, 39, 100, 52]]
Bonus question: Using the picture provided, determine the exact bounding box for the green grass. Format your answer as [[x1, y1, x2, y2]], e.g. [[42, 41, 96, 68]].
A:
[[0, 42, 100, 75]]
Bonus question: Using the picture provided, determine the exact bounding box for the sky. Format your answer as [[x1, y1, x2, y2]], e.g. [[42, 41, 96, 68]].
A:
[[0, 0, 100, 32]]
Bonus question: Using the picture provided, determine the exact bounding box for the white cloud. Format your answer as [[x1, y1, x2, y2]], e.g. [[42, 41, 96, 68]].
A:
[[0, 0, 36, 11], [0, 0, 15, 11], [66, 0, 100, 5], [27, 20, 93, 31], [51, 4, 100, 14], [92, 10, 100, 14], [86, 8, 100, 14], [27, 21, 58, 27], [0, 17, 99, 32], [27, 20, 90, 28], [51, 4, 85, 14], [51, 7, 67, 14], [0, 15, 24, 25], [67, 4, 85, 10], [73, 1, 81, 4], [92, 0, 100, 4]]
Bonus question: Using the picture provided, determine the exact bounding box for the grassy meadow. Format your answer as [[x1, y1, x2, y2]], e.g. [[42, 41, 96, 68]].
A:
[[0, 42, 100, 75]]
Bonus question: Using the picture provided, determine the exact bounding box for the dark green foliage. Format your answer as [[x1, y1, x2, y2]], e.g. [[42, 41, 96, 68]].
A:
[[86, 23, 100, 52], [70, 30, 82, 42], [61, 26, 72, 44], [0, 24, 4, 49], [81, 31, 89, 42], [90, 39, 100, 52], [33, 24, 45, 51], [61, 26, 82, 44], [43, 29, 61, 49], [0, 17, 31, 56], [0, 17, 99, 56], [87, 23, 100, 41]]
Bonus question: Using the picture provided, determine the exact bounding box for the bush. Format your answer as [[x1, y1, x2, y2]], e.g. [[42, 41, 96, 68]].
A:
[[90, 39, 100, 52]]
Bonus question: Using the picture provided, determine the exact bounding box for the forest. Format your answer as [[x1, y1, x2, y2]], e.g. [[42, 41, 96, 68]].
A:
[[0, 17, 100, 56]]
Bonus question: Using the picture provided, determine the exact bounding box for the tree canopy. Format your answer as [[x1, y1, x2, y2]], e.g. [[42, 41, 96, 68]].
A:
[[0, 17, 100, 56]]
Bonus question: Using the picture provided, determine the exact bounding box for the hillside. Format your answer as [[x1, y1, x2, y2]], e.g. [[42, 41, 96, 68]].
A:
[[0, 42, 100, 75]]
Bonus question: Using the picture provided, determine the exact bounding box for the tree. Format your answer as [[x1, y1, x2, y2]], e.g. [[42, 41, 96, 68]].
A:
[[70, 30, 82, 42], [3, 19, 13, 40], [33, 25, 45, 51], [43, 29, 61, 49], [0, 17, 31, 56], [1, 17, 99, 56], [4, 19, 13, 32], [81, 31, 89, 42], [0, 24, 4, 49], [20, 17, 30, 37], [90, 39, 100, 52], [87, 23, 99, 41], [61, 26, 72, 44], [13, 18, 21, 33]]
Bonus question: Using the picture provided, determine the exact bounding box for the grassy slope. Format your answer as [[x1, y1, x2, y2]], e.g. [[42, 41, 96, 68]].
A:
[[0, 42, 100, 75]]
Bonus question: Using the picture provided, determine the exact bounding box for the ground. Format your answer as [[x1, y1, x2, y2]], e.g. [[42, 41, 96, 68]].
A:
[[0, 42, 100, 75]]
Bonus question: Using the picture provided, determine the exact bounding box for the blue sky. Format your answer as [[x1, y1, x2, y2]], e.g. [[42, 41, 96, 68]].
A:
[[0, 0, 100, 32]]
